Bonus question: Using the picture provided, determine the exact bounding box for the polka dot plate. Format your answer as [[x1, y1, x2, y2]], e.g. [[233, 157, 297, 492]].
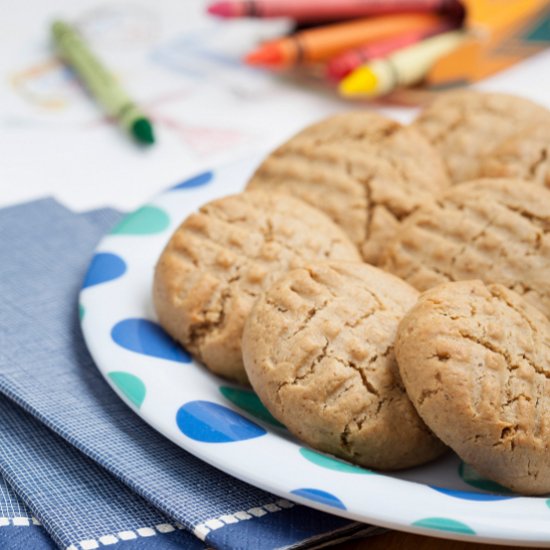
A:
[[80, 158, 550, 547]]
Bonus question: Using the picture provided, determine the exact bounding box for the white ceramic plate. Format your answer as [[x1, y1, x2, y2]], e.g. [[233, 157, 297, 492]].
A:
[[80, 158, 550, 547]]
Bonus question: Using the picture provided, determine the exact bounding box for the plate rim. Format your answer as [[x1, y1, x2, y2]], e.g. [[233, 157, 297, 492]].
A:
[[80, 158, 550, 548]]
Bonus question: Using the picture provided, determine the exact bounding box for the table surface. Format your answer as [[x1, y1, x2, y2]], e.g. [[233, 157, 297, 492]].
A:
[[2, 1, 550, 548], [336, 531, 522, 549]]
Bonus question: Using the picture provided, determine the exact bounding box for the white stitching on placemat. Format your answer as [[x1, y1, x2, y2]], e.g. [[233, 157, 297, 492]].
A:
[[59, 498, 293, 548], [65, 521, 185, 549], [0, 516, 41, 527], [192, 499, 295, 541]]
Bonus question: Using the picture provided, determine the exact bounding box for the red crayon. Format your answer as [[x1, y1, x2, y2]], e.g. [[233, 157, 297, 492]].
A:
[[326, 20, 457, 81], [244, 13, 445, 67], [208, 0, 464, 22]]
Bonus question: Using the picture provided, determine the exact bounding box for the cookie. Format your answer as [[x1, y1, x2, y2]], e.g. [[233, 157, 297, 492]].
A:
[[381, 178, 550, 319], [153, 191, 361, 384], [396, 280, 550, 494], [246, 111, 450, 264], [413, 91, 550, 183], [242, 262, 446, 470], [481, 124, 550, 188]]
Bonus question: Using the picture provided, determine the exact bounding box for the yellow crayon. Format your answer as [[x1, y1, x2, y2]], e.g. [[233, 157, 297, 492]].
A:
[[339, 30, 467, 98]]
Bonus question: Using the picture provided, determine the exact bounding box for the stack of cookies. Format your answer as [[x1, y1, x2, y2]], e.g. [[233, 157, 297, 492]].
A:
[[153, 90, 550, 495]]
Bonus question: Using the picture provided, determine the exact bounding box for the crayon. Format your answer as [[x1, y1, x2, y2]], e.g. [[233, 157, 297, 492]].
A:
[[244, 13, 446, 67], [326, 20, 456, 81], [51, 20, 155, 145], [339, 30, 466, 97], [208, 0, 465, 22]]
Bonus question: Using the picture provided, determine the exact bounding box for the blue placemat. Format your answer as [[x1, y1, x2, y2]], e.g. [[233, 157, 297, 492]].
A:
[[0, 394, 202, 550], [0, 198, 376, 549], [0, 473, 56, 550]]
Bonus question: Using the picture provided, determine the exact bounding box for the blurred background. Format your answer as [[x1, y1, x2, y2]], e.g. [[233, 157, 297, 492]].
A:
[[2, 0, 549, 211]]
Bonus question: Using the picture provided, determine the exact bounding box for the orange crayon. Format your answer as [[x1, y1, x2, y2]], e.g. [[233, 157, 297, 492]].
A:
[[244, 13, 447, 67]]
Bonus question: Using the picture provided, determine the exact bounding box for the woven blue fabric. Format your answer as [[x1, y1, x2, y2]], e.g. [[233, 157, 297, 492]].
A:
[[0, 394, 203, 550], [0, 473, 32, 524], [0, 474, 57, 549], [0, 198, 373, 549]]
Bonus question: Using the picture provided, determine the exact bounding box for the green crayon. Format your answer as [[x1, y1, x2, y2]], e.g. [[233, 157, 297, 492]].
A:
[[51, 20, 155, 145]]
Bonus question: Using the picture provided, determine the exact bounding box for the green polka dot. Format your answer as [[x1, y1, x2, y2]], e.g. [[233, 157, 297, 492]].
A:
[[459, 462, 512, 494], [108, 371, 146, 408], [299, 447, 373, 474], [219, 386, 285, 428], [412, 517, 476, 535], [110, 206, 170, 235], [79, 303, 85, 320], [545, 500, 550, 510]]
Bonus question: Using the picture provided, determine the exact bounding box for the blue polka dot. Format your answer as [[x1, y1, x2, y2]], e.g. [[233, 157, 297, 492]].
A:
[[111, 318, 191, 362], [429, 486, 515, 501], [176, 401, 266, 443], [171, 171, 213, 190], [290, 488, 346, 510], [82, 252, 126, 288]]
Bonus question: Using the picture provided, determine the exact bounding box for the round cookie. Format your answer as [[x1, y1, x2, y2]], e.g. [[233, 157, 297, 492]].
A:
[[396, 280, 550, 495], [481, 124, 550, 188], [242, 262, 446, 470], [153, 191, 361, 384], [381, 178, 550, 319], [413, 91, 550, 183], [246, 111, 450, 264]]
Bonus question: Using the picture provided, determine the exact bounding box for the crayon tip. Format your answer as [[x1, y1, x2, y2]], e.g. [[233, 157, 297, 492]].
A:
[[244, 43, 285, 67], [132, 118, 155, 145], [339, 66, 379, 97], [326, 56, 355, 82], [207, 1, 235, 18]]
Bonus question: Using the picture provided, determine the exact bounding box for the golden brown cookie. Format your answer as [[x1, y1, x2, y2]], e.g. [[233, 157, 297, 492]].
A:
[[381, 178, 550, 319], [242, 262, 446, 470], [153, 191, 360, 384], [396, 280, 550, 495], [481, 124, 550, 188], [413, 91, 550, 183], [246, 111, 450, 264]]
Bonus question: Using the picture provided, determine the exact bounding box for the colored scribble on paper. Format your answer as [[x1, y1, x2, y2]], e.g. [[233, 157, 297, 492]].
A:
[[5, 4, 266, 158], [9, 4, 160, 113], [150, 19, 292, 98], [76, 4, 160, 48], [10, 60, 77, 110]]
